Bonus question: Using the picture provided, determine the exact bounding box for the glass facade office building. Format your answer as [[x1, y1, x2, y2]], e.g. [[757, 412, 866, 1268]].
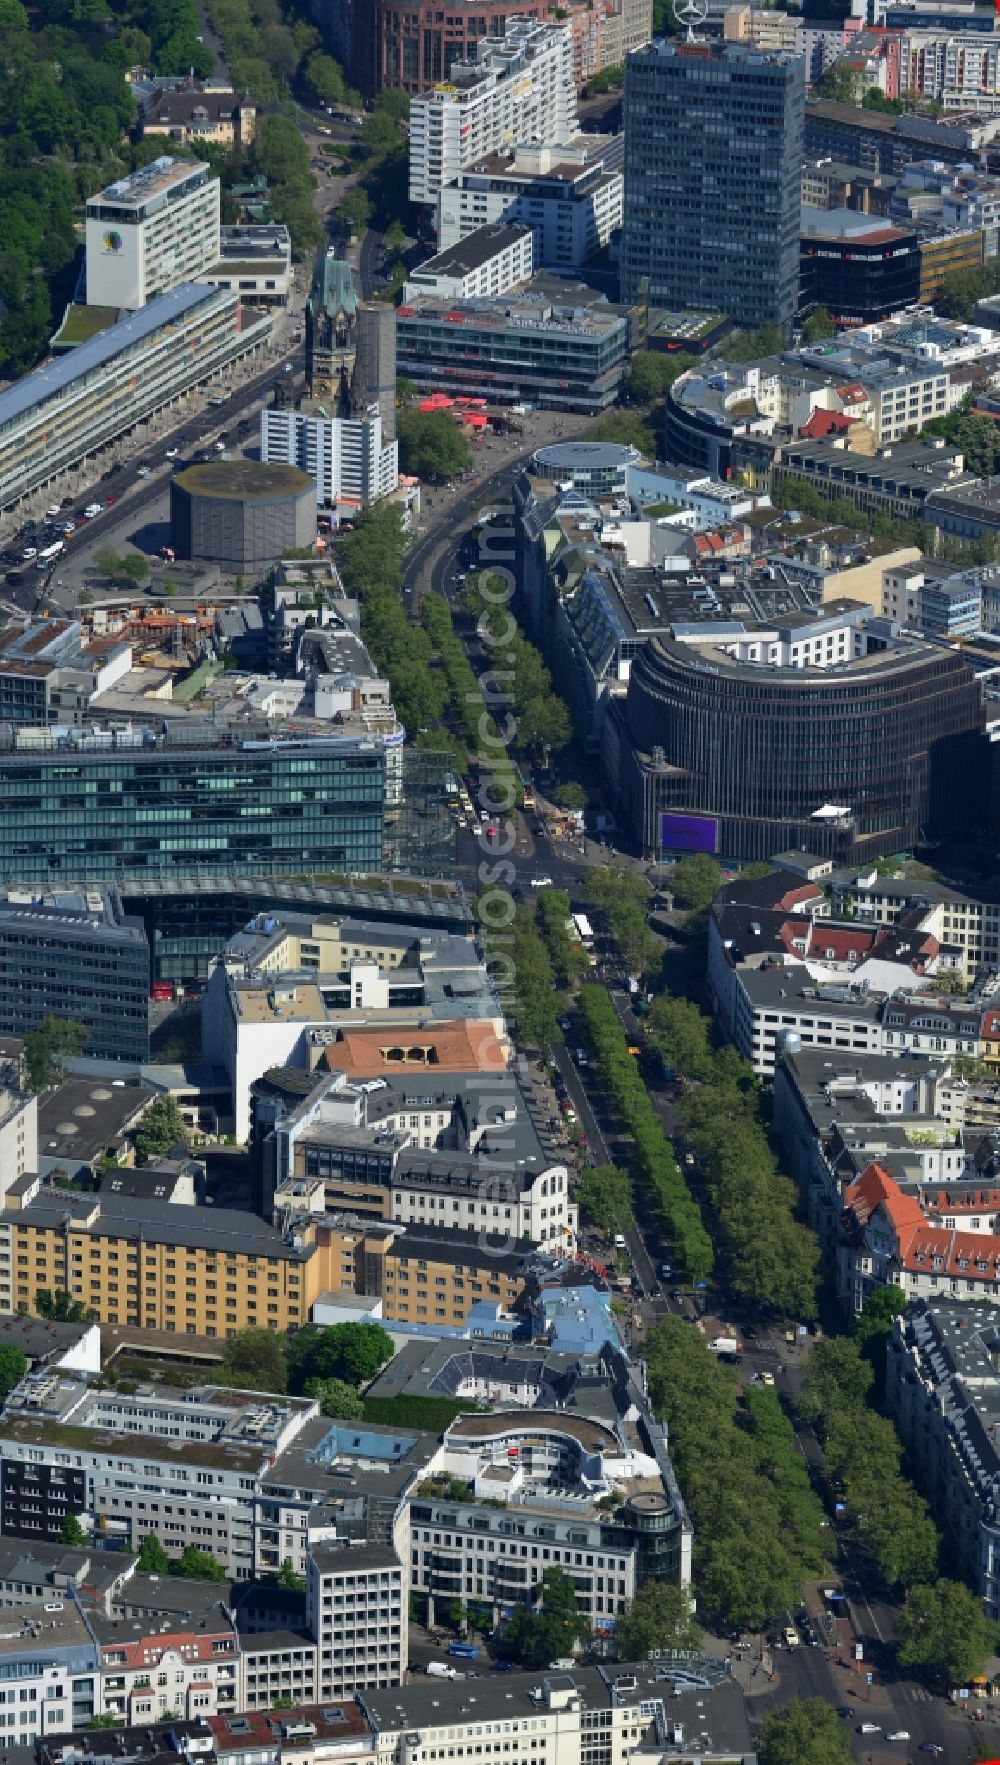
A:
[[621, 39, 805, 334], [0, 894, 149, 1063], [0, 727, 387, 888]]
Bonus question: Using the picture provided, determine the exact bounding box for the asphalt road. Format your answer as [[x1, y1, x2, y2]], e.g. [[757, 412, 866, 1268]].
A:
[[360, 227, 385, 300], [10, 340, 302, 613]]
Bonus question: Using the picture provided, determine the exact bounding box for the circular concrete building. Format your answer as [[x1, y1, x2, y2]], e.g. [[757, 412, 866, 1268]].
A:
[[170, 460, 315, 570]]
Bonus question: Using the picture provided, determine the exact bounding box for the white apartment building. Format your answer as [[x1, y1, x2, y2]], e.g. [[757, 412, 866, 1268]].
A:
[[404, 222, 533, 302], [409, 20, 577, 206], [0, 1604, 100, 1740], [306, 1543, 405, 1701], [261, 405, 398, 516], [360, 1662, 751, 1765], [436, 139, 623, 269], [95, 1611, 240, 1724], [86, 159, 220, 310], [899, 31, 1000, 109], [0, 1375, 318, 1580], [0, 1089, 35, 1218]]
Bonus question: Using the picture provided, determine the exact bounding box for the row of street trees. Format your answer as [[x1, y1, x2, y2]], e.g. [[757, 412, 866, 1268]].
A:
[[645, 1318, 826, 1629], [534, 887, 591, 991], [578, 984, 713, 1281], [798, 1336, 939, 1588]]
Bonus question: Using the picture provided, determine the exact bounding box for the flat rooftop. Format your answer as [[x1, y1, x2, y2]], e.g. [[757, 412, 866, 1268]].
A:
[[409, 223, 531, 280], [88, 156, 209, 210], [0, 281, 222, 434], [447, 1409, 618, 1453]]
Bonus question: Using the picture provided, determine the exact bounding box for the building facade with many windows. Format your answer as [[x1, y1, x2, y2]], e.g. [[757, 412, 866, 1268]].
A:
[[408, 21, 576, 205], [621, 39, 804, 332], [0, 283, 270, 514], [0, 726, 386, 889], [85, 159, 221, 310]]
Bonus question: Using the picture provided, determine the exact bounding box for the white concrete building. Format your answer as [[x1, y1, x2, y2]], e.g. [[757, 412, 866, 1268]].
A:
[[409, 20, 577, 207], [206, 224, 294, 306], [436, 138, 623, 269], [0, 1604, 100, 1739], [261, 405, 398, 516], [404, 222, 533, 302], [306, 1542, 405, 1700], [86, 159, 220, 310]]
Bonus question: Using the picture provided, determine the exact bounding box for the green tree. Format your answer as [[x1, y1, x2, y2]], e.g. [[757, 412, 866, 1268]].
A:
[[504, 1568, 590, 1665], [277, 1558, 305, 1591], [898, 1580, 999, 1688], [137, 1532, 170, 1574], [24, 1014, 89, 1090], [135, 1095, 188, 1164], [305, 50, 349, 106], [286, 1320, 394, 1390], [61, 1513, 87, 1546], [553, 781, 587, 810], [508, 908, 562, 1047], [759, 1699, 853, 1765], [853, 1283, 907, 1391], [384, 218, 407, 257], [801, 308, 836, 343], [175, 1546, 226, 1581], [302, 1376, 366, 1419], [337, 185, 373, 236], [255, 114, 312, 187], [815, 61, 863, 104], [624, 349, 696, 403], [797, 1337, 874, 1429], [646, 994, 715, 1083], [617, 1581, 702, 1659], [575, 1165, 634, 1238], [220, 1326, 288, 1394], [93, 548, 149, 587], [723, 323, 786, 364], [587, 410, 656, 455], [670, 854, 724, 916], [397, 408, 472, 482], [34, 1290, 95, 1323], [0, 1346, 27, 1402]]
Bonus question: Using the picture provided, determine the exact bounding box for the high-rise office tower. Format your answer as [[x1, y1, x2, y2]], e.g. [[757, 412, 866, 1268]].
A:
[[621, 39, 804, 334]]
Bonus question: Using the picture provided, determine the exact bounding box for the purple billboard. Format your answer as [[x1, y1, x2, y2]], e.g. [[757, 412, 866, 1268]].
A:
[[661, 812, 719, 854]]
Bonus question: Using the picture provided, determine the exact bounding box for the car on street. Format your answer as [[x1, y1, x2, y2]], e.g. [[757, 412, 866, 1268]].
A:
[[137, 465, 151, 477], [886, 1734, 910, 1743], [918, 1746, 944, 1755], [835, 1707, 854, 1720], [857, 1724, 881, 1735], [165, 447, 179, 459], [530, 875, 553, 888], [559, 1017, 571, 1032], [103, 494, 116, 506]]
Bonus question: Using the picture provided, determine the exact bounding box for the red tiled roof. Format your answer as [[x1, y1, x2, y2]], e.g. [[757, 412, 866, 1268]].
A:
[[847, 1162, 1000, 1280], [800, 409, 858, 440]]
